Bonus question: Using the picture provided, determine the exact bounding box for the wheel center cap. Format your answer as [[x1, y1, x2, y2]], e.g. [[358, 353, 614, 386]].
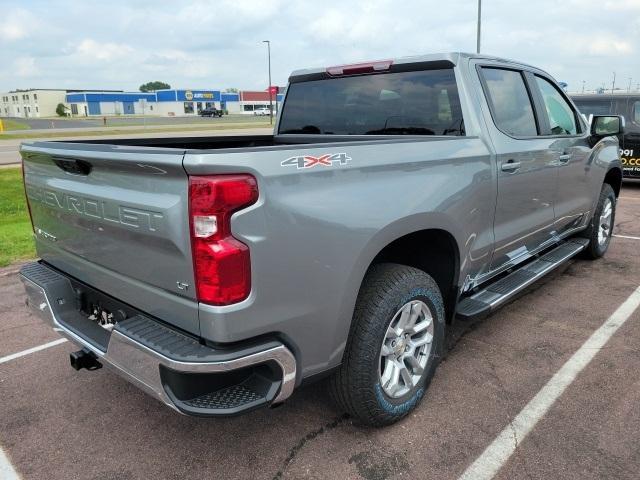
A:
[[394, 338, 406, 355]]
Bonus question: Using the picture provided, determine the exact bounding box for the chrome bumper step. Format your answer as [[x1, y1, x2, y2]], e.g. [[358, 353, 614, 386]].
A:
[[19, 261, 297, 416], [456, 238, 589, 321]]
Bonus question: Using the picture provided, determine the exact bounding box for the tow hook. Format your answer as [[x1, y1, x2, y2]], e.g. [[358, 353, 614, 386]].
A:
[[70, 349, 102, 371]]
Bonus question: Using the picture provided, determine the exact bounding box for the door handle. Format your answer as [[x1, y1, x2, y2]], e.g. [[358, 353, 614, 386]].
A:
[[558, 153, 572, 164], [500, 159, 521, 172]]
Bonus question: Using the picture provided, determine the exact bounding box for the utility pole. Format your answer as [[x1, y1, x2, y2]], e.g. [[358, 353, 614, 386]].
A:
[[628, 77, 632, 93], [262, 40, 273, 125], [476, 0, 482, 54], [611, 72, 616, 94], [582, 80, 585, 93]]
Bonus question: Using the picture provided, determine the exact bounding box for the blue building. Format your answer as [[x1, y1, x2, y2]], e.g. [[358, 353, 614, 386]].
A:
[[66, 88, 285, 117]]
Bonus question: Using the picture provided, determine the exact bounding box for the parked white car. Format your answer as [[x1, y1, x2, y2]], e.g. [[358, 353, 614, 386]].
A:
[[253, 106, 271, 116]]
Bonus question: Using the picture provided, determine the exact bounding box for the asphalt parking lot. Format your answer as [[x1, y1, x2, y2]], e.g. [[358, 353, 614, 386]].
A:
[[1, 182, 640, 480]]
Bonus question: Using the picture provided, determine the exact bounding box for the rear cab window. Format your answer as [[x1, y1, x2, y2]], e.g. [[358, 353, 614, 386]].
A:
[[278, 67, 464, 136]]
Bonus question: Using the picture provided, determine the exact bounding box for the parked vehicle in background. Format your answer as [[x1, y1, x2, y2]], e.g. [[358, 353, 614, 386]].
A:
[[572, 94, 640, 178], [253, 106, 270, 116], [200, 108, 223, 117], [19, 53, 623, 427]]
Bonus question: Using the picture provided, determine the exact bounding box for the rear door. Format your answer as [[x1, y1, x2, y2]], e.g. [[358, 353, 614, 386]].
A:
[[21, 142, 200, 334], [530, 74, 593, 235], [477, 65, 557, 270]]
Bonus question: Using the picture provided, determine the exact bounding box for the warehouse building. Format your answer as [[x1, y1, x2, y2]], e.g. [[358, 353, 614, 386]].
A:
[[0, 89, 67, 118], [65, 89, 284, 117], [65, 92, 157, 116]]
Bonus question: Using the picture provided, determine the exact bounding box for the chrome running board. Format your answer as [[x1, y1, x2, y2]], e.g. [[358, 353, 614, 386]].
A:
[[456, 238, 589, 321]]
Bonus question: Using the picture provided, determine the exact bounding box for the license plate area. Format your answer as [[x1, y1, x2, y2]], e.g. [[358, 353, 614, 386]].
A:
[[52, 267, 148, 351]]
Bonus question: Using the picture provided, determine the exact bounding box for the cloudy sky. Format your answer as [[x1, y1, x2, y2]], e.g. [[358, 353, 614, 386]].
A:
[[1, 0, 639, 94]]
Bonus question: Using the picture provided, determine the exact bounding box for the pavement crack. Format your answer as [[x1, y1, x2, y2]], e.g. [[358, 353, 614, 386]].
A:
[[272, 413, 350, 480]]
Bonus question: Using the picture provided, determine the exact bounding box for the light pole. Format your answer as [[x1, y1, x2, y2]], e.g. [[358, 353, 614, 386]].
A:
[[628, 77, 632, 93], [611, 71, 616, 94], [262, 40, 273, 125], [582, 80, 585, 93], [476, 0, 482, 54]]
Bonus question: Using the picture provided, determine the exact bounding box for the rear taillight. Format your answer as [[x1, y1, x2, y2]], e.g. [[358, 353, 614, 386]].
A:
[[188, 175, 258, 306]]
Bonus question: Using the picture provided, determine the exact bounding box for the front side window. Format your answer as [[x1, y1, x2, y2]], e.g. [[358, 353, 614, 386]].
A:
[[279, 68, 463, 135], [481, 68, 538, 137], [535, 76, 578, 135]]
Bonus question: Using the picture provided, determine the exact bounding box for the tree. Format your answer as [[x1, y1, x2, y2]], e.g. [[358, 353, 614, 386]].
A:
[[56, 103, 68, 117], [225, 87, 239, 93], [139, 81, 171, 92]]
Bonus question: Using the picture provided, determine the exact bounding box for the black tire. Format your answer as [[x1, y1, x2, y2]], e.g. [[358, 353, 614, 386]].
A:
[[329, 263, 445, 427], [580, 183, 616, 259]]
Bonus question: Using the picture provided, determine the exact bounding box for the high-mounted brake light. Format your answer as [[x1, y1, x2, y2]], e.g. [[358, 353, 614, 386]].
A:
[[189, 175, 258, 306], [326, 59, 393, 76]]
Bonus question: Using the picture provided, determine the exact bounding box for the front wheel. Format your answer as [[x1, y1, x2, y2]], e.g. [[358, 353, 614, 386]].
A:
[[581, 183, 616, 259], [329, 263, 445, 427]]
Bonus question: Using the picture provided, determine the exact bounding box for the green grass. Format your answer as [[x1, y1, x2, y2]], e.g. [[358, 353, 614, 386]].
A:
[[0, 167, 35, 267], [1, 118, 30, 131], [0, 122, 270, 140]]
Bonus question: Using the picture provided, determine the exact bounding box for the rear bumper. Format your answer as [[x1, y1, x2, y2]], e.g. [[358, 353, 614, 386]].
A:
[[20, 261, 297, 416]]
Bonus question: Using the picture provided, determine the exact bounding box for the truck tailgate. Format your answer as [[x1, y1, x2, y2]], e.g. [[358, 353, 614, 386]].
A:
[[20, 141, 199, 335]]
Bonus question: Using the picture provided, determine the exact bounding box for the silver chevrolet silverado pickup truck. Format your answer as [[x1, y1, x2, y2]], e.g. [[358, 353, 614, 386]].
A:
[[19, 53, 623, 426]]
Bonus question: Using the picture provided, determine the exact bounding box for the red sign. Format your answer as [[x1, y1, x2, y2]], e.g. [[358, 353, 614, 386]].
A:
[[268, 86, 279, 95]]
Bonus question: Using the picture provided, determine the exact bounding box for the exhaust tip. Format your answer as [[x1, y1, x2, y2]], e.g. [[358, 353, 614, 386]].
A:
[[70, 349, 102, 371]]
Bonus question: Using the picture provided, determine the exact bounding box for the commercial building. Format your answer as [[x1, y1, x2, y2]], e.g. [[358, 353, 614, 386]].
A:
[[65, 92, 157, 117], [0, 89, 67, 118], [65, 89, 284, 117]]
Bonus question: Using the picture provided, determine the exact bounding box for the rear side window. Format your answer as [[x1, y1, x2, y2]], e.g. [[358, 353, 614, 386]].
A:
[[481, 68, 538, 137], [535, 76, 578, 135], [278, 69, 464, 136]]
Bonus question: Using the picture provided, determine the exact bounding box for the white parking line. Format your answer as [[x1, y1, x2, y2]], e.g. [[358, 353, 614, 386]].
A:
[[0, 447, 20, 480], [0, 338, 67, 365], [0, 338, 69, 479], [458, 286, 640, 480], [613, 234, 640, 241]]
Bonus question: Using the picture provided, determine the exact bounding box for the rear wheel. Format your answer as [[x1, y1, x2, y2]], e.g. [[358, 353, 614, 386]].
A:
[[329, 263, 445, 426], [581, 183, 616, 259]]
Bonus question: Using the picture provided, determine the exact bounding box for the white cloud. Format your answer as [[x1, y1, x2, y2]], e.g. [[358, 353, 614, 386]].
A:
[[74, 39, 134, 61], [14, 57, 39, 77], [588, 37, 633, 55], [0, 8, 35, 40], [0, 0, 639, 93]]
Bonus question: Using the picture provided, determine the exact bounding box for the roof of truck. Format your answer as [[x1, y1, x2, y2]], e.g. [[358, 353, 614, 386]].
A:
[[288, 52, 540, 79]]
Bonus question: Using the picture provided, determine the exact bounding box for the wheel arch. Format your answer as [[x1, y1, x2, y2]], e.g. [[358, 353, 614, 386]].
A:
[[329, 217, 464, 371], [368, 229, 461, 324], [604, 167, 622, 197]]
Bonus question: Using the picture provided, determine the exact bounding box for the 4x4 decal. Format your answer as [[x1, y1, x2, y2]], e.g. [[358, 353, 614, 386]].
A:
[[281, 153, 351, 169]]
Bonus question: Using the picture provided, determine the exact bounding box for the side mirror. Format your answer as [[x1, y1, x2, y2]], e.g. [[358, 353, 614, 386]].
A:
[[590, 115, 624, 136]]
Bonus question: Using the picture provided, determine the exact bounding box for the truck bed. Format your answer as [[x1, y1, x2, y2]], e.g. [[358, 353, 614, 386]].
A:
[[49, 133, 454, 151]]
